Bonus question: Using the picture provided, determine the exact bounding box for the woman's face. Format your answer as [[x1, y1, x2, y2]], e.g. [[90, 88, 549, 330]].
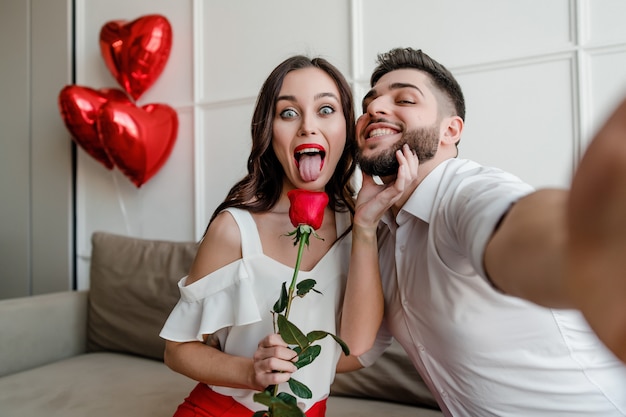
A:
[[272, 67, 347, 192]]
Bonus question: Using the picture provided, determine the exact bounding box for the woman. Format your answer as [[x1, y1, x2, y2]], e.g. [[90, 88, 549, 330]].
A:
[[160, 55, 417, 417]]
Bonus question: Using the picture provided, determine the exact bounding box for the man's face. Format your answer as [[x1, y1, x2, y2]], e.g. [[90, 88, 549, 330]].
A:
[[355, 69, 442, 177]]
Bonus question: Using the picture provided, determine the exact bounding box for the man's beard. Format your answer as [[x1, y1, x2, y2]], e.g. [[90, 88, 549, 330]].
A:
[[356, 124, 440, 177]]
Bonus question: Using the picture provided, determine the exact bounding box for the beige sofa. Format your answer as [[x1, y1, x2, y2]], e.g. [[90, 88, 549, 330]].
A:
[[0, 232, 442, 417]]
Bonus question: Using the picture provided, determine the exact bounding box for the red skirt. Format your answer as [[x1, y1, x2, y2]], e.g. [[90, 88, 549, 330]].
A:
[[173, 383, 327, 417]]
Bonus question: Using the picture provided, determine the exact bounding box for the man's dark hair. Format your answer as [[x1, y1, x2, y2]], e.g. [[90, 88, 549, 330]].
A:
[[371, 47, 466, 121]]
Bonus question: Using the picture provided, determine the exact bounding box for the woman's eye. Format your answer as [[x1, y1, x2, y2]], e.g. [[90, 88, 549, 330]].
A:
[[397, 99, 415, 104], [319, 105, 335, 115], [280, 109, 298, 119]]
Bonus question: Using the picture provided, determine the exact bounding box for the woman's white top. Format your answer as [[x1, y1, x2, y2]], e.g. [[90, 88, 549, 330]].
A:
[[160, 207, 352, 412]]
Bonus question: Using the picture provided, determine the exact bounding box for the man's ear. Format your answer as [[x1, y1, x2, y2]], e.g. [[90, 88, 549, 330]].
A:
[[441, 116, 463, 145]]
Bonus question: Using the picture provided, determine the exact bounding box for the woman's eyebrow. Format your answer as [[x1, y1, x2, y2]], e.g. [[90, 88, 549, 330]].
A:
[[315, 92, 339, 101], [277, 92, 339, 103], [277, 95, 296, 102]]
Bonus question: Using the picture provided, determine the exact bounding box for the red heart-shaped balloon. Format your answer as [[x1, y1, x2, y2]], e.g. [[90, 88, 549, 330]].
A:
[[97, 101, 178, 187], [58, 85, 132, 169], [99, 14, 173, 100]]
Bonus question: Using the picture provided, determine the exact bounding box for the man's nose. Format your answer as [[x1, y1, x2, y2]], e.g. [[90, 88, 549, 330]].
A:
[[365, 96, 389, 116]]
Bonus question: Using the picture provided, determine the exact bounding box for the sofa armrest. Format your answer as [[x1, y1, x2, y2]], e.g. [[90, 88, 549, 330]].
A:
[[0, 290, 88, 377]]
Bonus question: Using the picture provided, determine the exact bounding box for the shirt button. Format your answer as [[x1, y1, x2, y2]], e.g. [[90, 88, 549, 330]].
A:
[[441, 390, 448, 398], [418, 344, 425, 352], [399, 245, 406, 252]]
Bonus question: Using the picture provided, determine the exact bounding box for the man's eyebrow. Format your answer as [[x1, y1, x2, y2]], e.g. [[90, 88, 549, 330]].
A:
[[389, 82, 424, 96], [361, 82, 425, 106], [362, 89, 376, 103]]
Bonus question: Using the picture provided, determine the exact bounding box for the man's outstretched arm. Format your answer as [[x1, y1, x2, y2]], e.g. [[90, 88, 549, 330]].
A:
[[484, 97, 626, 363], [567, 97, 626, 363]]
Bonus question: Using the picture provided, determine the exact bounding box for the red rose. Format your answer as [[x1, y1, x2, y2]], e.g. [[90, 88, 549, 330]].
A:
[[287, 189, 329, 230]]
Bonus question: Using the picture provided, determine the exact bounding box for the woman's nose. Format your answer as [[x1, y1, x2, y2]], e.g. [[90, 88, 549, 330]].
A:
[[298, 115, 317, 136]]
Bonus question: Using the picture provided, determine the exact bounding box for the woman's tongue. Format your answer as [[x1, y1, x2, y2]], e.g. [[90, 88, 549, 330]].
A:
[[298, 153, 322, 182]]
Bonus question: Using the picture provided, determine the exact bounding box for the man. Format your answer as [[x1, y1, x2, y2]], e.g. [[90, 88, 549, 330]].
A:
[[354, 47, 626, 416]]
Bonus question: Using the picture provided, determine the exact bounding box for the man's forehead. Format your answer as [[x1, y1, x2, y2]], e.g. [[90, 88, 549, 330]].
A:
[[373, 69, 429, 90], [363, 69, 430, 102]]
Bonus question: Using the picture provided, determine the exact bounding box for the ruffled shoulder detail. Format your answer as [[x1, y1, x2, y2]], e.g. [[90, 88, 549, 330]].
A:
[[159, 260, 262, 342]]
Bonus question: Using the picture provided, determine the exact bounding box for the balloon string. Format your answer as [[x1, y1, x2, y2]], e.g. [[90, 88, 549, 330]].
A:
[[111, 171, 132, 235], [137, 186, 144, 236]]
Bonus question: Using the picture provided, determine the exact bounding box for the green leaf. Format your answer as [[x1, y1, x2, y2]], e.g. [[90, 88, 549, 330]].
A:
[[306, 330, 329, 343], [330, 333, 350, 355], [253, 391, 304, 417], [253, 390, 274, 407], [303, 330, 349, 355], [270, 393, 304, 417], [288, 377, 313, 399], [273, 282, 288, 313], [296, 279, 317, 297], [274, 405, 306, 417], [277, 314, 309, 348], [276, 392, 298, 406], [252, 391, 272, 407], [294, 344, 321, 368]]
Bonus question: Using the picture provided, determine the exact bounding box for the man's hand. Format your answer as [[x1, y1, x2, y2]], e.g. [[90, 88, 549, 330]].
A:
[[354, 144, 419, 231]]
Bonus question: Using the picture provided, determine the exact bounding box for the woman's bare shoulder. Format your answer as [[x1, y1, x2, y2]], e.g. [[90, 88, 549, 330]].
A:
[[185, 211, 243, 285]]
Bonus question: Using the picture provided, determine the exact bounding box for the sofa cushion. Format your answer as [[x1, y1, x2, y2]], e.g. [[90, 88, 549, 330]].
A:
[[330, 339, 439, 410], [0, 352, 197, 417], [87, 232, 198, 360]]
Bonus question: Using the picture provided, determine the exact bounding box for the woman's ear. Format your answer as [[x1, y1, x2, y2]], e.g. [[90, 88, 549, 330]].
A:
[[441, 116, 463, 145]]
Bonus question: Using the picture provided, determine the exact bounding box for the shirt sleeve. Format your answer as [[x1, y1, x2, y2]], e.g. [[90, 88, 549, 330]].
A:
[[357, 319, 394, 367], [159, 259, 262, 342], [443, 168, 534, 281]]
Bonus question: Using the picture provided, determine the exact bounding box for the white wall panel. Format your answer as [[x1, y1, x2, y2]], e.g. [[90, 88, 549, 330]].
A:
[[198, 0, 351, 103], [586, 49, 626, 146], [198, 102, 255, 227], [357, 0, 573, 80], [457, 58, 576, 188], [583, 0, 626, 45]]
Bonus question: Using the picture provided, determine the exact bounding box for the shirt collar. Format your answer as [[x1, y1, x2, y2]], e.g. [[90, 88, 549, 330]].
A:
[[396, 158, 455, 225]]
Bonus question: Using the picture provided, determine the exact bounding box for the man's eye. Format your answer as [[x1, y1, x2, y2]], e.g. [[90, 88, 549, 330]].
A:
[[280, 109, 298, 118], [361, 99, 373, 113], [398, 99, 415, 104], [319, 105, 335, 115]]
